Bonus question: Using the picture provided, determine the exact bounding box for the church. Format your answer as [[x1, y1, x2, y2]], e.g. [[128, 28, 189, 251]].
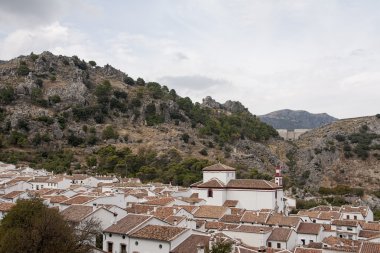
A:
[[190, 163, 285, 212]]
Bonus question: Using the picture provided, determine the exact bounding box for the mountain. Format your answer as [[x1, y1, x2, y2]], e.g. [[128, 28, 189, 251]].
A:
[[0, 52, 279, 185], [259, 109, 338, 129]]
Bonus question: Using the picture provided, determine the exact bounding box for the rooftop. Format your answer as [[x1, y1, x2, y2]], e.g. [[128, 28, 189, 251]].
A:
[[129, 225, 187, 242]]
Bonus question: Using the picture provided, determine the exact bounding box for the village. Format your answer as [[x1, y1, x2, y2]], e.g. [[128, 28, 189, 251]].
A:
[[0, 161, 379, 253]]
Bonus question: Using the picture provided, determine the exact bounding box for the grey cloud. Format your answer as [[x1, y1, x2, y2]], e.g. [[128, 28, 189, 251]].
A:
[[173, 52, 189, 61]]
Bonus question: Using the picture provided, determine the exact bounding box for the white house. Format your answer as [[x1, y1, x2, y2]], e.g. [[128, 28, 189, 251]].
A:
[[331, 219, 362, 240], [267, 227, 297, 251], [222, 225, 272, 247], [103, 214, 168, 253], [190, 163, 285, 212], [296, 222, 324, 246]]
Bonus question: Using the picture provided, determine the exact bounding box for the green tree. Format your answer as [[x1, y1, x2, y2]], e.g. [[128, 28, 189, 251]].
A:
[[88, 60, 97, 67], [209, 240, 232, 253], [0, 198, 78, 253], [0, 86, 15, 105], [102, 125, 119, 140]]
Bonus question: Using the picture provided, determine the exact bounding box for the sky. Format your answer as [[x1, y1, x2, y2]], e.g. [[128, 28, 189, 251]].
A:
[[1, 0, 380, 119]]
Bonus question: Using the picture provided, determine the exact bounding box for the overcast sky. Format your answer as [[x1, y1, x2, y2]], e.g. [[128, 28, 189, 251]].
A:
[[1, 0, 380, 118]]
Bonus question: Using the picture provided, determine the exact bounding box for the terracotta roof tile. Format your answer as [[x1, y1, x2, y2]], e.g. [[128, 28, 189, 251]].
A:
[[152, 206, 180, 219], [359, 230, 380, 239], [0, 202, 15, 211], [359, 242, 380, 253], [197, 179, 226, 188], [297, 223, 322, 235], [223, 200, 238, 207], [202, 163, 236, 171], [43, 195, 69, 203], [144, 197, 175, 206], [230, 225, 272, 233], [227, 179, 280, 189], [129, 225, 187, 241], [61, 195, 96, 205], [205, 221, 239, 230], [241, 211, 270, 224], [60, 205, 93, 222], [104, 214, 151, 234], [266, 214, 301, 227], [360, 222, 380, 231], [332, 219, 359, 227], [220, 214, 241, 223], [2, 190, 24, 199], [171, 234, 210, 253], [126, 204, 155, 214], [294, 248, 322, 253], [194, 205, 228, 219], [268, 227, 292, 242], [164, 215, 186, 225]]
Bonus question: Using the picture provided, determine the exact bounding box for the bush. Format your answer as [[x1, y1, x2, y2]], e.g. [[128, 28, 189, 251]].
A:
[[376, 114, 380, 119], [123, 76, 135, 85], [335, 134, 346, 142], [36, 115, 54, 125], [95, 80, 112, 97], [130, 98, 142, 108], [89, 60, 97, 67], [136, 77, 145, 86], [30, 52, 38, 61], [102, 125, 119, 140], [181, 133, 190, 143], [67, 133, 84, 147], [48, 95, 61, 104], [8, 131, 28, 147], [147, 82, 164, 99], [17, 119, 29, 131], [199, 148, 208, 156], [319, 185, 364, 197], [113, 90, 128, 99], [17, 63, 30, 76], [35, 79, 43, 87], [0, 86, 15, 104], [145, 103, 164, 126]]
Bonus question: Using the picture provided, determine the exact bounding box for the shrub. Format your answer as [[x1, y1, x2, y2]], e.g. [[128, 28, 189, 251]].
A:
[[17, 119, 29, 131], [30, 52, 38, 61], [8, 131, 28, 147], [335, 134, 346, 142], [95, 80, 112, 97], [113, 90, 128, 99], [17, 63, 30, 76], [376, 114, 380, 119], [199, 148, 208, 156], [146, 82, 164, 99], [48, 95, 61, 104], [67, 134, 84, 147], [130, 98, 142, 108], [145, 103, 164, 126], [102, 125, 119, 140], [36, 115, 54, 125], [181, 133, 190, 143], [50, 75, 56, 82], [136, 77, 145, 86], [89, 60, 97, 67], [123, 76, 135, 85], [35, 78, 43, 87], [0, 86, 15, 104]]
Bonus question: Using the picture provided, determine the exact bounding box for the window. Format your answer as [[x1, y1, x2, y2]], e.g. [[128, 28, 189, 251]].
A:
[[135, 241, 139, 246], [347, 227, 353, 231], [122, 235, 126, 239], [109, 233, 112, 237], [348, 235, 353, 240], [310, 240, 314, 243], [277, 243, 281, 249], [107, 242, 113, 253], [301, 239, 305, 245], [207, 188, 213, 198], [354, 216, 357, 220], [275, 191, 277, 199], [313, 220, 316, 223], [267, 242, 272, 247], [159, 244, 162, 249], [120, 244, 126, 253], [346, 215, 349, 219]]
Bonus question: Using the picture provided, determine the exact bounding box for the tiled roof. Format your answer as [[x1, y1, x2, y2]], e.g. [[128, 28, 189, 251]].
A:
[[60, 205, 93, 222], [104, 214, 151, 234], [294, 248, 322, 253], [297, 223, 322, 235], [309, 205, 340, 212], [332, 219, 359, 227], [318, 211, 341, 220], [341, 205, 369, 217], [202, 163, 236, 171], [180, 197, 204, 204], [152, 206, 180, 219], [61, 195, 96, 205], [2, 190, 24, 199], [164, 215, 186, 225], [227, 179, 280, 189], [193, 205, 228, 219], [0, 202, 15, 211], [29, 177, 49, 183], [220, 214, 241, 223], [359, 222, 380, 231], [129, 225, 187, 241], [126, 204, 155, 214], [266, 214, 301, 227], [144, 197, 175, 206], [359, 230, 380, 239], [175, 205, 199, 214], [171, 234, 210, 253], [241, 211, 270, 224], [223, 200, 238, 207], [268, 227, 292, 242], [197, 179, 226, 188], [205, 221, 238, 230], [43, 195, 69, 203], [230, 225, 272, 233], [297, 211, 320, 219], [359, 242, 380, 253]]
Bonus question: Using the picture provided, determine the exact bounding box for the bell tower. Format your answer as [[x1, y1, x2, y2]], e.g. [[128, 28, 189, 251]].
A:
[[275, 165, 283, 187]]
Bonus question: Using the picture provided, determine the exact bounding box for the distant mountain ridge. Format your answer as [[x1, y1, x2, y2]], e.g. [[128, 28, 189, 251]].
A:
[[259, 109, 337, 129]]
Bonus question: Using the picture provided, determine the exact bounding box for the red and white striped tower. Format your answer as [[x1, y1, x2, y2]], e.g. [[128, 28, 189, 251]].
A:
[[275, 165, 283, 187]]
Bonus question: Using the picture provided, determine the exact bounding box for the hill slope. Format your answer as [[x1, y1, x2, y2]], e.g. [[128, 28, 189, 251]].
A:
[[0, 52, 280, 185], [259, 109, 337, 129]]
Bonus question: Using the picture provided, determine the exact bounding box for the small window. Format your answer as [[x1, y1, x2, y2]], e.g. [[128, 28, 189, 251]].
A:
[[109, 233, 112, 237], [310, 240, 314, 243], [135, 241, 139, 246], [207, 188, 213, 198], [121, 244, 127, 253], [277, 243, 281, 249], [347, 227, 353, 231], [346, 215, 349, 219], [267, 242, 272, 247], [122, 235, 126, 239], [159, 244, 162, 249], [313, 220, 316, 223], [301, 239, 305, 245], [354, 216, 357, 220], [107, 242, 113, 253]]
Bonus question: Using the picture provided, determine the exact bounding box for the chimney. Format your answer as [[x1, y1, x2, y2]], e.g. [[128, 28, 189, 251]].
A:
[[197, 243, 205, 253], [174, 218, 178, 226], [173, 208, 177, 214]]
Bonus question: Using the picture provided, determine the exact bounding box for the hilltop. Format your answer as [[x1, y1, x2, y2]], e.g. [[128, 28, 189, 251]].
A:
[[0, 52, 279, 185], [259, 109, 337, 129]]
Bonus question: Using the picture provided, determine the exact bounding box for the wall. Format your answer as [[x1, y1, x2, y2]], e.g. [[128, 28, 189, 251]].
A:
[[194, 188, 226, 206], [222, 230, 271, 247], [129, 238, 170, 253], [203, 171, 235, 185], [227, 189, 275, 210]]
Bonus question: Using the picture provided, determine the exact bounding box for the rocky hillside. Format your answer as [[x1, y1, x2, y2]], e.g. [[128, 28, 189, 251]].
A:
[[259, 109, 337, 129], [0, 52, 280, 184], [282, 115, 380, 206]]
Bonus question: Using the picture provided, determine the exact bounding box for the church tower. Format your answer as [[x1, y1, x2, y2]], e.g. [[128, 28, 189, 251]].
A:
[[274, 165, 283, 187]]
